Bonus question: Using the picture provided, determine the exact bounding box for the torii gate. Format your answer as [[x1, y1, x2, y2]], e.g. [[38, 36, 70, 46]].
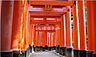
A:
[[1, 0, 96, 57]]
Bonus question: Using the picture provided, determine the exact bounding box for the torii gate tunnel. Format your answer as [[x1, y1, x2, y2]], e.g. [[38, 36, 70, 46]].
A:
[[1, 0, 96, 57]]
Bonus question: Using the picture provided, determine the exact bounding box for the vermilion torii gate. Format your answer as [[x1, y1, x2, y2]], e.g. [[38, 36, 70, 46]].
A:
[[1, 0, 96, 57]]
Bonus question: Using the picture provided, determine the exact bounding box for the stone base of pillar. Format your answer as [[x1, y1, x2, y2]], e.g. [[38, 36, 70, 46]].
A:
[[66, 47, 73, 57], [34, 46, 42, 52], [39, 46, 43, 51], [74, 49, 80, 57], [48, 47, 52, 51], [51, 46, 56, 50], [1, 49, 31, 57], [92, 53, 96, 57], [80, 50, 88, 57], [87, 50, 93, 57], [45, 45, 48, 50], [13, 50, 20, 57], [56, 45, 60, 53], [1, 51, 13, 57], [59, 47, 63, 55], [42, 47, 45, 51], [29, 45, 32, 53], [26, 47, 31, 57], [33, 45, 35, 52], [59, 47, 67, 56], [35, 46, 39, 52], [20, 51, 25, 57]]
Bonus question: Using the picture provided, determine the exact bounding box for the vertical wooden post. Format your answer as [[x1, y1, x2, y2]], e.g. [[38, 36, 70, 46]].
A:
[[56, 24, 61, 52], [87, 1, 96, 57], [65, 6, 72, 48], [1, 1, 14, 57], [18, 1, 24, 51], [57, 24, 61, 46], [53, 32, 56, 47], [59, 15, 66, 55], [61, 15, 66, 47], [65, 6, 73, 57], [45, 24, 47, 47], [38, 31, 39, 46], [42, 31, 45, 47], [25, 2, 29, 50], [1, 1, 14, 51], [48, 32, 50, 47], [78, 0, 87, 57], [0, 0, 2, 52], [39, 31, 41, 46], [36, 26, 39, 46], [29, 24, 32, 46], [36, 31, 38, 47], [72, 1, 80, 57], [73, 1, 79, 49], [11, 1, 21, 50], [61, 16, 63, 47], [78, 0, 86, 50], [33, 24, 36, 47], [23, 1, 29, 50], [50, 32, 52, 48]]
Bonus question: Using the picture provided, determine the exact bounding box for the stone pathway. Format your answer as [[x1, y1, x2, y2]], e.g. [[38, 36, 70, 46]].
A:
[[31, 50, 64, 57]]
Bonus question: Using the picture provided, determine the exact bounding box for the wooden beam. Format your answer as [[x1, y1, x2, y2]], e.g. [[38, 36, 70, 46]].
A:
[[30, 21, 61, 24], [36, 30, 56, 32], [29, 11, 65, 17], [29, 1, 74, 6]]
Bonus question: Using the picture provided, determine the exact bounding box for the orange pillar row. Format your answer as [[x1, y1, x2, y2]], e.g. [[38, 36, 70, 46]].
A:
[[72, 2, 79, 50], [87, 1, 96, 54], [65, 6, 72, 48], [1, 1, 14, 51], [78, 0, 86, 50]]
